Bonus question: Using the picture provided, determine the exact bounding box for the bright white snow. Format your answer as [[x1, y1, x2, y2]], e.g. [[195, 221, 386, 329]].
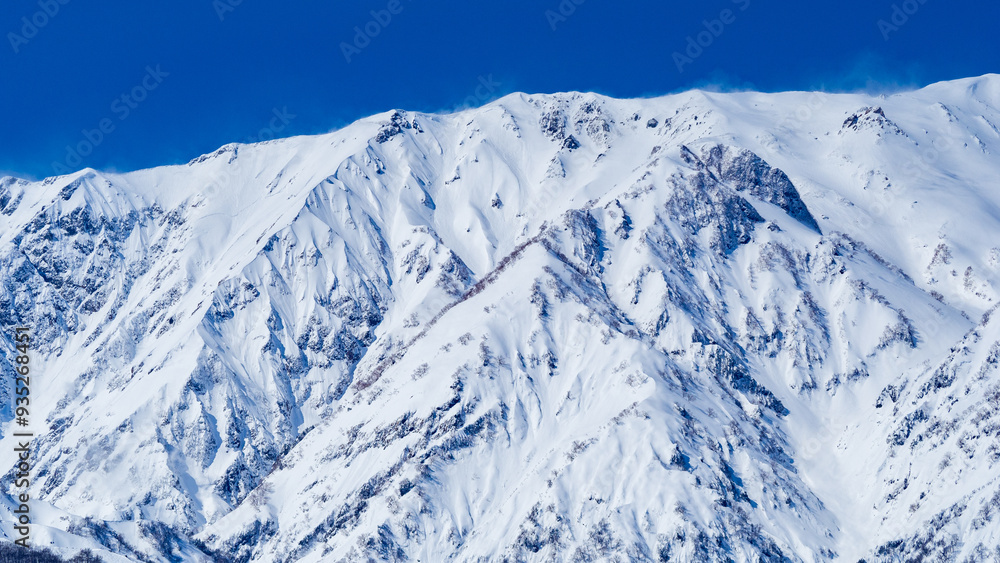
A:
[[0, 75, 999, 562]]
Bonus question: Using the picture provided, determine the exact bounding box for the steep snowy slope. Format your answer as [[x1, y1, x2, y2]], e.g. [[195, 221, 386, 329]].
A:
[[1, 75, 999, 562]]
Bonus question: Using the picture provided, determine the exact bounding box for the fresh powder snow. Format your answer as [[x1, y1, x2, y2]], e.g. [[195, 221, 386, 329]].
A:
[[1, 75, 1000, 562]]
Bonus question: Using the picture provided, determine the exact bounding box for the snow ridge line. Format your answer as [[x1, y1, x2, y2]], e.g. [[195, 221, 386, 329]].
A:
[[353, 225, 552, 392]]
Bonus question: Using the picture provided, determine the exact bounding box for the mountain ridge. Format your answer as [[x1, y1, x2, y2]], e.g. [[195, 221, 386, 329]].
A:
[[1, 76, 1000, 562]]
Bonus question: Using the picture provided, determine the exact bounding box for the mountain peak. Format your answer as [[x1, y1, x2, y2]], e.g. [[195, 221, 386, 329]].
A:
[[4, 79, 1000, 562]]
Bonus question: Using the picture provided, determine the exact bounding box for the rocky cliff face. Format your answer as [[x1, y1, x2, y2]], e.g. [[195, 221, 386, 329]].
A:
[[2, 76, 1000, 562]]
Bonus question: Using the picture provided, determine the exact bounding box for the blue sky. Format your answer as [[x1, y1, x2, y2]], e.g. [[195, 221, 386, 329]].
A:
[[1, 0, 996, 179]]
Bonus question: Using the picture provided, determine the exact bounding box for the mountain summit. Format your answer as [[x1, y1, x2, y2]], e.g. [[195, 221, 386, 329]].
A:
[[2, 75, 1000, 562]]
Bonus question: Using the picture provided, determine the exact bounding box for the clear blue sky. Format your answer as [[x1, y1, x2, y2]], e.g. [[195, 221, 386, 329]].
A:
[[1, 0, 996, 179]]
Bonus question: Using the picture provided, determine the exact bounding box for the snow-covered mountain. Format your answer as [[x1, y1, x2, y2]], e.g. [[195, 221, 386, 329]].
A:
[[2, 75, 1000, 562]]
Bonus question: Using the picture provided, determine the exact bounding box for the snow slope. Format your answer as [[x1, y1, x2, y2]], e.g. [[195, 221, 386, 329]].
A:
[[1, 75, 1000, 562]]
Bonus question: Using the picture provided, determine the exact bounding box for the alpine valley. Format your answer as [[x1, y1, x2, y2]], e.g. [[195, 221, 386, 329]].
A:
[[2, 75, 1000, 562]]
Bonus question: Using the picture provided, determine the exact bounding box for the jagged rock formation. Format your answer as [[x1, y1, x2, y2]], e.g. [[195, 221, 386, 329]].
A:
[[1, 75, 1000, 562]]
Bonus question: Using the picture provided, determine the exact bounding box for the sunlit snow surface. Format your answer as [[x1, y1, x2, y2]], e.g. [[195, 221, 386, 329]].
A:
[[2, 76, 1000, 562]]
